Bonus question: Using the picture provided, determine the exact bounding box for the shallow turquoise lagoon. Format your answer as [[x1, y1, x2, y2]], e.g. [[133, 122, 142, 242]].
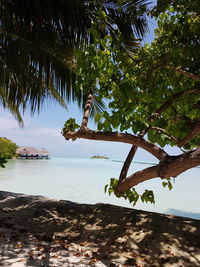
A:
[[0, 157, 199, 220]]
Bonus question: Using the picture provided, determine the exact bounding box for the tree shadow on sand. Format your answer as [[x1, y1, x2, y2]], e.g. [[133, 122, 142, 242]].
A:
[[0, 191, 200, 266]]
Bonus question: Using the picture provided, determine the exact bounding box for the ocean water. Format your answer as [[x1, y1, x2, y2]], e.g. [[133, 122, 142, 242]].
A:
[[0, 157, 200, 220]]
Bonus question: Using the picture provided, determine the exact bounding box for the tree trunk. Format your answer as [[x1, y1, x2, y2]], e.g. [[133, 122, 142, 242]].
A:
[[80, 92, 93, 131]]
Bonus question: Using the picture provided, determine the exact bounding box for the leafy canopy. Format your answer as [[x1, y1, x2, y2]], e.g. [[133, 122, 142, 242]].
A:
[[63, 0, 200, 206], [78, 1, 200, 150]]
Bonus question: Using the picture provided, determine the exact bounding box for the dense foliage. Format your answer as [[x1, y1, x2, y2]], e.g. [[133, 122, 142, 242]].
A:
[[0, 137, 18, 167], [63, 0, 200, 205], [86, 3, 200, 150]]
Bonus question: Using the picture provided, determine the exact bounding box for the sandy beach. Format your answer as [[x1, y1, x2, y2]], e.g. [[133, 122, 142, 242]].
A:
[[0, 190, 200, 266]]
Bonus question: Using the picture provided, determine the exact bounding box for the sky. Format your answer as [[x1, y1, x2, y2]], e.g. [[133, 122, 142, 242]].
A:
[[0, 8, 176, 160], [1, 103, 160, 160]]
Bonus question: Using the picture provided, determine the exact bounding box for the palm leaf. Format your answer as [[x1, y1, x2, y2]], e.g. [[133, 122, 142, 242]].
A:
[[0, 0, 149, 122], [90, 96, 107, 118], [0, 87, 24, 126]]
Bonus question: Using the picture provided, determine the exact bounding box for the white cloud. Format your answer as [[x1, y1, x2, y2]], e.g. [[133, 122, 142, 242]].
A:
[[0, 113, 19, 130]]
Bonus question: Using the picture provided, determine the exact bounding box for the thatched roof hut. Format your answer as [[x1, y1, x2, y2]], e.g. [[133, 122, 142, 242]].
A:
[[16, 146, 50, 159], [17, 146, 38, 155], [39, 148, 49, 156]]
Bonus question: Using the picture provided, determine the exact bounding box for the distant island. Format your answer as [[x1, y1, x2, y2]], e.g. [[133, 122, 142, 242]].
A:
[[91, 154, 109, 159]]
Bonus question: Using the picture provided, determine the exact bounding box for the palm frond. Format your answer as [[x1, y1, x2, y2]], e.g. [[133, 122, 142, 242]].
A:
[[101, 0, 149, 38], [0, 0, 149, 122], [1, 0, 149, 44], [0, 30, 79, 114], [90, 96, 107, 118], [0, 87, 24, 126]]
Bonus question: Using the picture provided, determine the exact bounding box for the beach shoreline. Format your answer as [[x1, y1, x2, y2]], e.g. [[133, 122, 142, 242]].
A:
[[0, 190, 200, 266]]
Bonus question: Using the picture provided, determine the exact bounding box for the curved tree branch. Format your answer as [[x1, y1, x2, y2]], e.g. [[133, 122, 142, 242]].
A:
[[150, 87, 200, 121], [171, 67, 200, 82], [150, 126, 178, 143], [64, 130, 168, 160], [118, 130, 146, 182], [119, 145, 138, 182], [178, 121, 200, 147], [115, 147, 200, 194], [115, 165, 159, 194]]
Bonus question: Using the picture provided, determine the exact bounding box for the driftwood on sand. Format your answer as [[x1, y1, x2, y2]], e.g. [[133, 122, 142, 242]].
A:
[[0, 190, 199, 266]]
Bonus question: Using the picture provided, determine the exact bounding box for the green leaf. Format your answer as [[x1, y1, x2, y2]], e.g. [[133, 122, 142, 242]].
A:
[[62, 118, 79, 133], [97, 122, 103, 131], [162, 181, 167, 188], [104, 184, 108, 193], [168, 181, 173, 190], [162, 179, 174, 191], [95, 113, 102, 123]]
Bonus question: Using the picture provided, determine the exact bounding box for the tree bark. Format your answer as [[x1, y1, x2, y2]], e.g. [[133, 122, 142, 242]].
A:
[[115, 147, 200, 194], [150, 127, 178, 143], [80, 92, 93, 131], [178, 121, 200, 147], [150, 87, 200, 121], [63, 130, 168, 160], [171, 67, 200, 82], [119, 145, 138, 182], [63, 129, 200, 195]]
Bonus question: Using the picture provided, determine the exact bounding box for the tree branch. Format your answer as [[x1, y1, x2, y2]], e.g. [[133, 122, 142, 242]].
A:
[[116, 84, 199, 181], [150, 126, 178, 143], [171, 67, 200, 82], [150, 87, 200, 121], [118, 130, 147, 182], [113, 87, 199, 183], [116, 165, 159, 194], [115, 147, 200, 194], [148, 62, 200, 81], [119, 145, 138, 182], [64, 130, 168, 160], [118, 87, 198, 181], [178, 121, 200, 147]]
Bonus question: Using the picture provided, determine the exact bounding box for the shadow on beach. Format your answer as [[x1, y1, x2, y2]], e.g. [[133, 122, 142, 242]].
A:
[[0, 190, 200, 266]]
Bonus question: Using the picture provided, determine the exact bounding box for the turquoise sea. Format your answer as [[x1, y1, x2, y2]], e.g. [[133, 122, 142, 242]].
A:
[[0, 157, 200, 220]]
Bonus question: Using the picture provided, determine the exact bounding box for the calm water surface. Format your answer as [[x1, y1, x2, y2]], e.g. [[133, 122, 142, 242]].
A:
[[0, 157, 199, 219]]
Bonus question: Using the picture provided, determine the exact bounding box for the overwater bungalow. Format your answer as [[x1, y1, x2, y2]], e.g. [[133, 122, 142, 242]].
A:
[[16, 146, 50, 159]]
